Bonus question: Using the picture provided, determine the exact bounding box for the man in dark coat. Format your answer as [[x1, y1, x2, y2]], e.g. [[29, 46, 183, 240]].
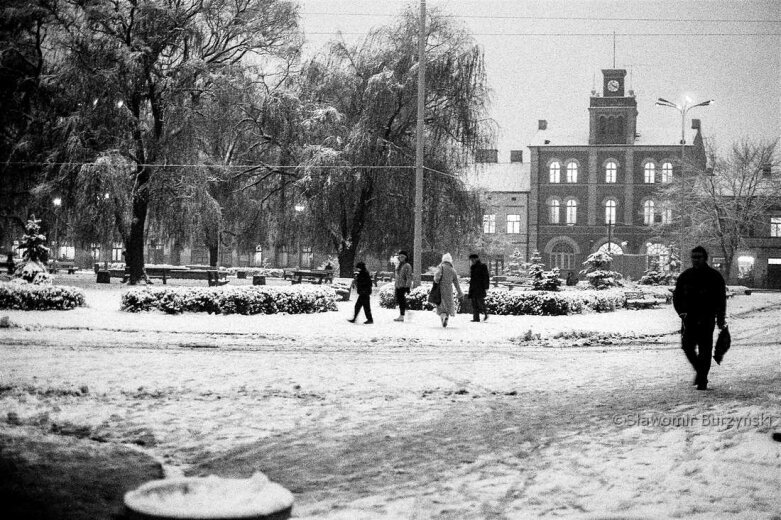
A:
[[348, 262, 373, 324], [673, 246, 727, 390], [468, 253, 490, 322]]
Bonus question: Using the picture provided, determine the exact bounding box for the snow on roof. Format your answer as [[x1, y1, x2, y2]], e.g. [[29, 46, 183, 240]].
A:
[[529, 127, 700, 147], [463, 161, 530, 193]]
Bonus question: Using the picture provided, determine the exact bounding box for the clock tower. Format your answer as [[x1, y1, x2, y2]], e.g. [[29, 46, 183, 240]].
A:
[[588, 69, 638, 145]]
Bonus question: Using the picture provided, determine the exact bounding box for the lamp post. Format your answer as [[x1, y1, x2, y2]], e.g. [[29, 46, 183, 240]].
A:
[[295, 204, 305, 268], [655, 96, 713, 263], [52, 197, 62, 273]]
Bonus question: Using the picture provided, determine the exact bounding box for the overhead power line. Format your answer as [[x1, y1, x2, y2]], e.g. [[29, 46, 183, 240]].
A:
[[300, 12, 781, 24], [307, 31, 780, 36]]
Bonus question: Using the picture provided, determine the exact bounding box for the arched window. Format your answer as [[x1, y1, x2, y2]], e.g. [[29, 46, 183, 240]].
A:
[[643, 200, 655, 225], [647, 243, 670, 270], [566, 199, 578, 224], [598, 242, 623, 255], [644, 162, 656, 184], [551, 242, 575, 270], [566, 161, 578, 183], [548, 199, 561, 224], [661, 205, 672, 225], [549, 161, 561, 183], [661, 162, 673, 183], [604, 199, 617, 224], [605, 160, 617, 183]]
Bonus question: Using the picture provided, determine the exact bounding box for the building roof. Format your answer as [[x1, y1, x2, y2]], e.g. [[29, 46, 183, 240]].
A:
[[529, 127, 701, 147], [463, 161, 530, 192]]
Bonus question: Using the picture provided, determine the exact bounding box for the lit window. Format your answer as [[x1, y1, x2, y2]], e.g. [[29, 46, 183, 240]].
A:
[[548, 200, 560, 224], [483, 214, 496, 234], [661, 206, 672, 225], [549, 161, 561, 183], [661, 162, 673, 183], [644, 162, 656, 184], [566, 200, 578, 224], [566, 161, 578, 183], [643, 200, 655, 225], [771, 217, 781, 237], [506, 214, 521, 234], [604, 199, 617, 224], [112, 242, 124, 262], [597, 242, 623, 255], [605, 161, 617, 183]]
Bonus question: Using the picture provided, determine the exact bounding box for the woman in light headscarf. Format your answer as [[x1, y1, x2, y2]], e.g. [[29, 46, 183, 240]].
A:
[[434, 253, 463, 327]]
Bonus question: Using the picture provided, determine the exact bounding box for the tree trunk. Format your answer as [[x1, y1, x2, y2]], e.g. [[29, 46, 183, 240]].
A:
[[209, 244, 218, 267], [337, 245, 357, 278], [126, 166, 150, 284]]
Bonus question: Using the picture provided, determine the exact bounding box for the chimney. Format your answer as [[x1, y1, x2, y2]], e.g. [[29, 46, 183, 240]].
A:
[[510, 150, 523, 163], [691, 119, 701, 130], [538, 120, 547, 130]]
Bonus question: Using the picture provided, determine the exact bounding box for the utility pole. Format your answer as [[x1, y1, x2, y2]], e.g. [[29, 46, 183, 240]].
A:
[[413, 0, 426, 286]]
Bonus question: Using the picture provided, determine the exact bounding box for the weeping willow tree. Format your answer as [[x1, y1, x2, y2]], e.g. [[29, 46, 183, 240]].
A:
[[296, 7, 493, 276]]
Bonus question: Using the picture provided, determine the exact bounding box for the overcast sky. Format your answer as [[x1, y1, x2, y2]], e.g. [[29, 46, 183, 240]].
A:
[[297, 0, 780, 157]]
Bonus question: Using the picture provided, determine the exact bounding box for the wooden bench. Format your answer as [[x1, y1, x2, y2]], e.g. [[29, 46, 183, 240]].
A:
[[331, 277, 354, 301], [290, 270, 333, 285], [624, 290, 664, 309], [102, 268, 228, 286], [49, 261, 78, 274]]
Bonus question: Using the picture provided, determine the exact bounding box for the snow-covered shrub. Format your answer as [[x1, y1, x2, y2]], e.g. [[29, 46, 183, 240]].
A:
[[484, 290, 572, 316], [528, 250, 562, 291], [121, 285, 338, 315], [638, 263, 677, 286], [378, 284, 463, 312], [14, 216, 51, 282], [0, 282, 86, 310], [580, 252, 622, 289]]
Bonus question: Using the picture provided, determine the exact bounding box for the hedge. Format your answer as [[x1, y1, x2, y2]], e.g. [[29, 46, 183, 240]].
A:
[[0, 282, 86, 311], [378, 285, 658, 316], [121, 285, 338, 315]]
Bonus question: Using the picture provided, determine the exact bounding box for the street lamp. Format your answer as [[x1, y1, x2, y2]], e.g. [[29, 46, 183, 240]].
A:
[[52, 197, 62, 273], [655, 96, 713, 262]]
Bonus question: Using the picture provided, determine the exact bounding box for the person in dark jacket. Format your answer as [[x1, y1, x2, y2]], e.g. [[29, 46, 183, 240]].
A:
[[348, 262, 373, 324], [467, 253, 490, 322], [393, 250, 413, 322], [673, 245, 727, 390]]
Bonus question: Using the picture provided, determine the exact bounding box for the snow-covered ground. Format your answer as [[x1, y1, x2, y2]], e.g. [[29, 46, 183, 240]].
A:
[[1, 274, 779, 519]]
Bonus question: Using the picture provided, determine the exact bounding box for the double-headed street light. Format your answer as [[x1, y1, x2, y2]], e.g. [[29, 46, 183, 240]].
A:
[[655, 97, 713, 266]]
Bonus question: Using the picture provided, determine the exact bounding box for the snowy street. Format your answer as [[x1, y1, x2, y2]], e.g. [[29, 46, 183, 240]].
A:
[[1, 286, 780, 519]]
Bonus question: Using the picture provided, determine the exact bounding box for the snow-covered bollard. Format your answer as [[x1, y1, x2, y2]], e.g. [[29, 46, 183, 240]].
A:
[[124, 472, 293, 519]]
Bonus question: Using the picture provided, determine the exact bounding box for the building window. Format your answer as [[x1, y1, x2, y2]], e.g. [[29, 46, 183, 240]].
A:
[[598, 242, 623, 255], [605, 161, 617, 183], [219, 248, 232, 267], [278, 245, 289, 267], [604, 199, 617, 224], [91, 243, 101, 261], [771, 217, 781, 237], [661, 162, 673, 183], [643, 200, 655, 225], [112, 242, 124, 262], [551, 243, 575, 270], [644, 162, 656, 184], [566, 161, 578, 183], [661, 206, 673, 225], [191, 247, 209, 265], [549, 161, 561, 183], [506, 214, 521, 234], [483, 214, 496, 234], [548, 200, 560, 224], [300, 246, 313, 268], [566, 199, 578, 225], [647, 243, 670, 269]]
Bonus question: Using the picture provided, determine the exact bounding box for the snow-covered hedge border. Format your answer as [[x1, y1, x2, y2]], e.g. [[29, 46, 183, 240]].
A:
[[378, 285, 668, 316], [0, 282, 86, 311], [121, 285, 338, 315]]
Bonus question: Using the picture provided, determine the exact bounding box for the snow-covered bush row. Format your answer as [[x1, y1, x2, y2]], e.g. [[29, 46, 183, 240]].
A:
[[121, 285, 338, 315], [0, 282, 86, 310], [378, 285, 649, 315]]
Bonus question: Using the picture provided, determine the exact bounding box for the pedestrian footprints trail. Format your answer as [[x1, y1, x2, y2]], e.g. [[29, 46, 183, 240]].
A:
[[0, 295, 779, 518]]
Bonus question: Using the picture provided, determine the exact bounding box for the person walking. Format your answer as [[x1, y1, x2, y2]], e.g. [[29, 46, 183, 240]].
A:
[[673, 245, 727, 391], [467, 253, 490, 322], [348, 262, 373, 324], [394, 250, 413, 322], [434, 253, 463, 328]]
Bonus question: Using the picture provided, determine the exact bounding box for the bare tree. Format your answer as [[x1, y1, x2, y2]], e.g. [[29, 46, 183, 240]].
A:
[[657, 139, 780, 281]]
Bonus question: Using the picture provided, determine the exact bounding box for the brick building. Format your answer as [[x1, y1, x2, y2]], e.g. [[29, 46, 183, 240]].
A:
[[528, 68, 707, 280]]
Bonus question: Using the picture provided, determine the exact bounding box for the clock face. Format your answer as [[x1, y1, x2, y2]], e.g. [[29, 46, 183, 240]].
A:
[[607, 80, 620, 92]]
